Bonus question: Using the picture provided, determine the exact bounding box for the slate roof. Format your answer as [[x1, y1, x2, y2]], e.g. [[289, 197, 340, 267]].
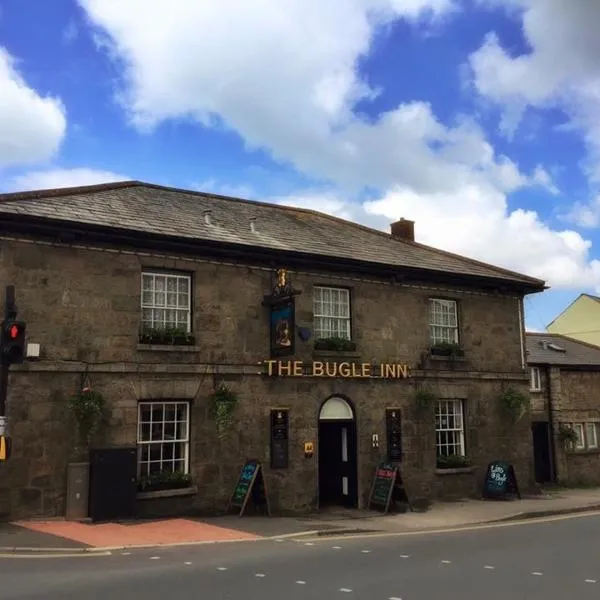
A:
[[0, 181, 546, 289], [526, 333, 600, 366]]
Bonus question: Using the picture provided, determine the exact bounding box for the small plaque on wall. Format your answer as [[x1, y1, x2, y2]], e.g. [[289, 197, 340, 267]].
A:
[[270, 409, 289, 469], [386, 408, 402, 461]]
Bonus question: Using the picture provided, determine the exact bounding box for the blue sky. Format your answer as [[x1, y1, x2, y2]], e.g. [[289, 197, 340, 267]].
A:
[[1, 0, 600, 331]]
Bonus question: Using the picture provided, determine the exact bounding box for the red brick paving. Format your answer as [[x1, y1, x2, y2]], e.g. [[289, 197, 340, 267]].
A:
[[14, 518, 260, 547]]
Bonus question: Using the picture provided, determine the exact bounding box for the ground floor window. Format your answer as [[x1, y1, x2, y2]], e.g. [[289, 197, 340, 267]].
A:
[[137, 401, 190, 477], [567, 421, 599, 451], [435, 399, 465, 457]]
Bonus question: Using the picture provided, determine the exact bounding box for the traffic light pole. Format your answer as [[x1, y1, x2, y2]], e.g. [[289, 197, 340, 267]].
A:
[[0, 285, 15, 435]]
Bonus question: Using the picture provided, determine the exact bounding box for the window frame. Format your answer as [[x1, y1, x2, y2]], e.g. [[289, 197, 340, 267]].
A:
[[571, 423, 586, 450], [136, 400, 191, 479], [529, 367, 541, 392], [313, 285, 352, 340], [586, 422, 599, 449], [141, 270, 193, 333], [428, 298, 459, 346], [435, 399, 466, 458]]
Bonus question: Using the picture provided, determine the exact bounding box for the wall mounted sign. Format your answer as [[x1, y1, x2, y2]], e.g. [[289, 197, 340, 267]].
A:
[[385, 409, 402, 461], [270, 409, 289, 470], [260, 360, 411, 379]]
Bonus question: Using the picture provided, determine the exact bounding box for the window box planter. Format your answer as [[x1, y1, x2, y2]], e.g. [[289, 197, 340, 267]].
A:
[[137, 470, 193, 493], [429, 343, 464, 358], [314, 337, 357, 352], [436, 455, 472, 470], [138, 327, 195, 346], [136, 486, 197, 501]]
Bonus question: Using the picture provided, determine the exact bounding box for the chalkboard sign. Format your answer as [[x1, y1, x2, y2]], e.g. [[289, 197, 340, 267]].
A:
[[385, 409, 402, 461], [270, 409, 289, 469], [229, 460, 271, 516], [482, 461, 521, 500]]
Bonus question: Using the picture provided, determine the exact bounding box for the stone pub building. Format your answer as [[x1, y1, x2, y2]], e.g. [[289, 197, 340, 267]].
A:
[[0, 182, 546, 520]]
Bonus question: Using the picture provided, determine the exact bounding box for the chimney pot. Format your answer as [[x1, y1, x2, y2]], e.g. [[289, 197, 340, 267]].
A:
[[390, 218, 415, 241], [203, 210, 212, 225]]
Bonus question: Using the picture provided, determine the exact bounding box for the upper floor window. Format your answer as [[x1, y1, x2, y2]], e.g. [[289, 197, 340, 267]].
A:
[[313, 286, 351, 339], [429, 298, 458, 345], [530, 367, 541, 392], [141, 272, 191, 332]]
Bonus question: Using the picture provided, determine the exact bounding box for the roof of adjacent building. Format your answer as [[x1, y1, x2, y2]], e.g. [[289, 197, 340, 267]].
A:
[[526, 332, 600, 366], [0, 181, 546, 289]]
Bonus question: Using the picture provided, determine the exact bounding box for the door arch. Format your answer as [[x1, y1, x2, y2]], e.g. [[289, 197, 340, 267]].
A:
[[318, 396, 358, 508]]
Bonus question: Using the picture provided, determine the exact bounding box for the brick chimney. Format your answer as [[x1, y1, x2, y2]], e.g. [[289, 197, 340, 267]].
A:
[[390, 218, 415, 242]]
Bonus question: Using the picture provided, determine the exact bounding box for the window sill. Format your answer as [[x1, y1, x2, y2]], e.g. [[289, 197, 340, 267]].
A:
[[136, 486, 198, 500], [435, 467, 475, 475], [428, 355, 468, 362], [137, 344, 201, 352], [566, 449, 600, 456]]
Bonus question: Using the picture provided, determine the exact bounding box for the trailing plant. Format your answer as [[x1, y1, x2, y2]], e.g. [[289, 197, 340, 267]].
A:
[[314, 337, 357, 352], [67, 385, 106, 447], [415, 389, 437, 413], [500, 388, 530, 422], [212, 383, 238, 437], [557, 425, 579, 447], [430, 342, 464, 358], [436, 454, 471, 469], [138, 470, 193, 492], [139, 326, 195, 346]]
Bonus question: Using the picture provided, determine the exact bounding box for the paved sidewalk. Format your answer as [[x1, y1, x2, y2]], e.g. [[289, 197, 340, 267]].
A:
[[2, 487, 600, 552]]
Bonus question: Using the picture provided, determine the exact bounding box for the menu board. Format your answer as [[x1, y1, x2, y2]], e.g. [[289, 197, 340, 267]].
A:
[[270, 409, 289, 469], [482, 461, 521, 500], [229, 459, 271, 516], [386, 409, 402, 461]]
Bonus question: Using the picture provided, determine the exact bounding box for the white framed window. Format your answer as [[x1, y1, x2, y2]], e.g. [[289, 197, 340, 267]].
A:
[[313, 286, 351, 339], [530, 367, 541, 392], [141, 272, 191, 331], [571, 423, 585, 450], [137, 401, 190, 478], [435, 400, 465, 457], [429, 299, 458, 345], [586, 422, 599, 449]]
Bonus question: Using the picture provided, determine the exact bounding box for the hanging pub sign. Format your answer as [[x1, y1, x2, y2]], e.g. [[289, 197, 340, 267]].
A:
[[259, 359, 411, 379]]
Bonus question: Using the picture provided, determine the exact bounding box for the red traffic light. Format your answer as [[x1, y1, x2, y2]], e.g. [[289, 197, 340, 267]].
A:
[[8, 325, 20, 339]]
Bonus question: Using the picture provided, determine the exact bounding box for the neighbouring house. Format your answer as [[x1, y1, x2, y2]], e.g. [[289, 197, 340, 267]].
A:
[[527, 333, 600, 487], [0, 181, 546, 521], [546, 293, 600, 347]]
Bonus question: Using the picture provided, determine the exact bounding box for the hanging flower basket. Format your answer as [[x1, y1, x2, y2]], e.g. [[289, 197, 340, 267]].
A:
[[67, 386, 106, 446], [415, 389, 437, 414], [557, 425, 578, 447], [500, 388, 530, 422], [211, 383, 238, 438]]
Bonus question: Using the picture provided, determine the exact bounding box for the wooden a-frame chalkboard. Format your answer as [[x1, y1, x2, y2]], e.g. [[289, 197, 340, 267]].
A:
[[228, 459, 271, 517], [368, 462, 412, 514], [482, 461, 521, 500]]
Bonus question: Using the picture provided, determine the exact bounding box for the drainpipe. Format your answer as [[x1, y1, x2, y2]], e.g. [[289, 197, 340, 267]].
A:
[[546, 365, 557, 483], [517, 296, 526, 369]]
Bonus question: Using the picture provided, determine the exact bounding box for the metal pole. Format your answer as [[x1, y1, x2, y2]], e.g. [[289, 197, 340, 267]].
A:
[[0, 285, 15, 431]]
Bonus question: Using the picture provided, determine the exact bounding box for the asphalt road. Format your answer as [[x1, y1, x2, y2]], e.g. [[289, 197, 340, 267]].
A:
[[1, 513, 599, 600]]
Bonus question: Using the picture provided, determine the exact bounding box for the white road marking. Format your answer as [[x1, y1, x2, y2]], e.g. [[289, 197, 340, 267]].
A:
[[296, 580, 306, 585], [389, 597, 403, 600], [149, 556, 160, 560], [333, 546, 342, 550], [400, 554, 410, 558], [531, 572, 543, 576], [361, 550, 371, 553], [305, 542, 315, 546], [255, 573, 266, 578], [184, 562, 192, 565], [441, 560, 451, 564], [275, 539, 284, 543], [484, 565, 495, 570], [121, 552, 131, 556], [217, 567, 228, 571], [339, 588, 353, 592], [585, 579, 597, 584]]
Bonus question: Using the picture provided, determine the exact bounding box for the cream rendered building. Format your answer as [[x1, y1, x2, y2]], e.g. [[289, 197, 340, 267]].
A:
[[547, 294, 600, 347]]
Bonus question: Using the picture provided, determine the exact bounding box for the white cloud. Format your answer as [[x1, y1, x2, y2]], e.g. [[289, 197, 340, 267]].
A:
[[564, 195, 600, 229], [77, 0, 595, 291], [0, 47, 67, 167], [4, 168, 129, 192], [468, 1, 600, 181]]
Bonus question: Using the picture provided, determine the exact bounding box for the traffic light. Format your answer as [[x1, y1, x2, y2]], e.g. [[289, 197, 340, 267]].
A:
[[0, 320, 26, 365]]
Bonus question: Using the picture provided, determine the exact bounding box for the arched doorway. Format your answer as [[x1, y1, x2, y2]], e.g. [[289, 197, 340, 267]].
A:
[[318, 396, 358, 508]]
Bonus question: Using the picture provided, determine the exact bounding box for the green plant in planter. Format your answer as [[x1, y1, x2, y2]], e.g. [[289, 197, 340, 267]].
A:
[[67, 386, 106, 449], [436, 454, 471, 469], [314, 337, 357, 352], [212, 383, 238, 437], [557, 425, 579, 447], [415, 389, 437, 413], [139, 326, 195, 346], [138, 470, 193, 492], [500, 388, 530, 422], [430, 342, 464, 357]]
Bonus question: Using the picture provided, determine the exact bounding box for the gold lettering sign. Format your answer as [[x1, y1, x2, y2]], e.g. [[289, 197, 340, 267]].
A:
[[260, 360, 410, 379]]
